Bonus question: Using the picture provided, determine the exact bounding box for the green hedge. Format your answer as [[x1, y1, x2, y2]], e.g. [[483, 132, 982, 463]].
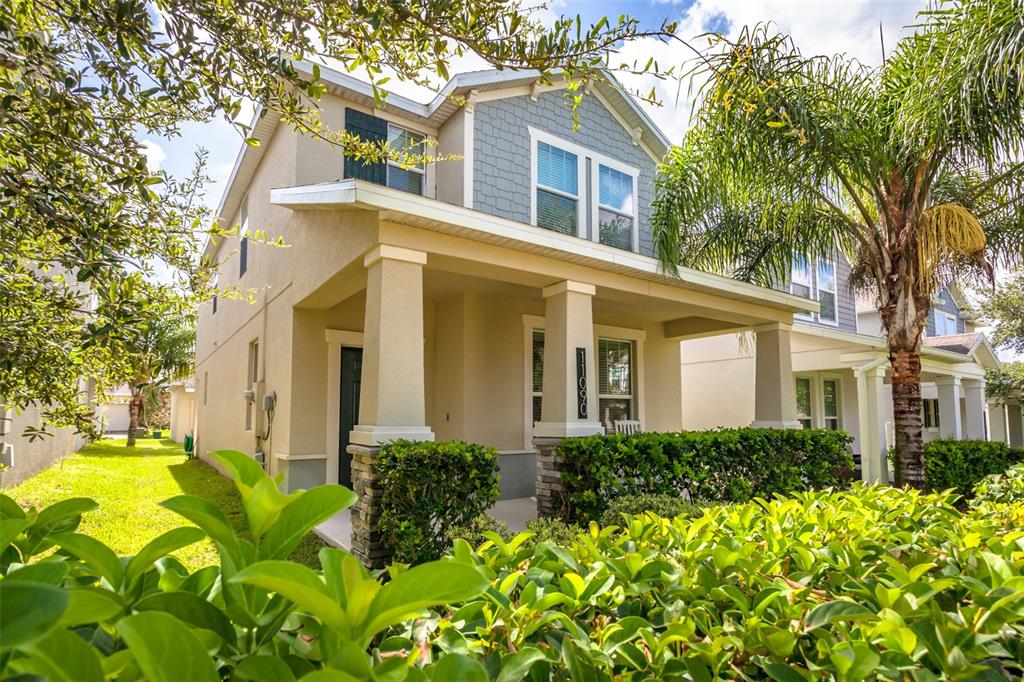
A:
[[923, 439, 1023, 497], [377, 439, 500, 564], [558, 428, 854, 523]]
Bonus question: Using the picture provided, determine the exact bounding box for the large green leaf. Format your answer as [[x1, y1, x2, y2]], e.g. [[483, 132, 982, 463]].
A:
[[0, 518, 28, 552], [211, 449, 266, 490], [235, 655, 298, 682], [0, 493, 26, 519], [125, 527, 206, 584], [160, 494, 242, 560], [134, 591, 237, 645], [21, 626, 104, 682], [34, 497, 97, 530], [806, 601, 875, 629], [60, 587, 124, 625], [117, 611, 219, 682], [4, 559, 69, 585], [497, 647, 549, 682], [51, 531, 124, 587], [429, 653, 488, 681], [363, 560, 489, 636], [0, 581, 69, 650], [231, 560, 347, 630], [260, 485, 357, 560]]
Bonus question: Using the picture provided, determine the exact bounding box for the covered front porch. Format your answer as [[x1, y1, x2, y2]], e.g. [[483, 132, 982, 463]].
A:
[[268, 180, 815, 558]]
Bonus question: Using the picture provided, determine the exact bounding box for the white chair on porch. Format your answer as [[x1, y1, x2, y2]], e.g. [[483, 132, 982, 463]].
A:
[[614, 420, 642, 435]]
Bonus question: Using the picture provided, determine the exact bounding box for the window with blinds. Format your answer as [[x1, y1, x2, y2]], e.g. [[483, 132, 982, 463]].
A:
[[597, 165, 634, 250], [823, 378, 840, 429], [598, 338, 632, 428], [343, 108, 425, 196], [817, 261, 837, 324], [536, 141, 579, 235], [795, 377, 812, 429], [531, 330, 544, 424]]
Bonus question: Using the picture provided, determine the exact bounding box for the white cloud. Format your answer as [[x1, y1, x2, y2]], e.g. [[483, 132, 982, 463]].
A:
[[612, 0, 927, 144], [139, 139, 167, 171]]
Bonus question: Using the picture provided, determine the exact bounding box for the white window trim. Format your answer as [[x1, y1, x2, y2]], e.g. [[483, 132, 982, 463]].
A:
[[528, 127, 640, 251], [796, 373, 844, 430], [791, 256, 814, 321], [596, 337, 636, 427], [385, 123, 426, 194], [521, 314, 646, 448], [816, 259, 839, 327], [795, 375, 814, 428], [592, 162, 640, 252], [820, 375, 842, 430]]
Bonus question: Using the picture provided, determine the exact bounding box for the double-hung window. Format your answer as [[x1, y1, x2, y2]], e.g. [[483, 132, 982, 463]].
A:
[[791, 256, 814, 319], [597, 165, 636, 250], [817, 260, 837, 324], [598, 338, 633, 428], [535, 141, 580, 236], [344, 107, 425, 196], [239, 195, 249, 278], [934, 311, 958, 336], [822, 378, 840, 429], [922, 398, 940, 428], [795, 377, 812, 429]]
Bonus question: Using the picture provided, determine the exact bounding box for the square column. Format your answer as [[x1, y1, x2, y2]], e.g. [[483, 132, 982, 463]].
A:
[[751, 323, 801, 429], [961, 379, 987, 440], [347, 244, 433, 567], [349, 245, 434, 446], [1009, 403, 1024, 448], [856, 365, 888, 483], [988, 402, 1008, 443], [935, 377, 963, 439], [534, 280, 603, 519]]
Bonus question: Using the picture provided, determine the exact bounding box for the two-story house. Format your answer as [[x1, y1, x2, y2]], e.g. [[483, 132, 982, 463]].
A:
[[195, 65, 820, 557], [681, 256, 1004, 480]]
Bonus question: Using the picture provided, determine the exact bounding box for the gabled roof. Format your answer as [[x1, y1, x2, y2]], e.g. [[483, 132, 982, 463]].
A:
[[922, 332, 1001, 369], [209, 65, 672, 261]]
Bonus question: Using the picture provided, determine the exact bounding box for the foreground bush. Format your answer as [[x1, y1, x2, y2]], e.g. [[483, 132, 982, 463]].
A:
[[558, 427, 854, 522], [924, 438, 1023, 497], [0, 450, 488, 680], [971, 462, 1024, 507], [599, 492, 703, 526], [449, 484, 1024, 680], [376, 439, 500, 563]]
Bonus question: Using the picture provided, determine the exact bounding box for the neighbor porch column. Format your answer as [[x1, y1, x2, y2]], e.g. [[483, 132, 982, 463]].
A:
[[534, 280, 603, 518], [988, 402, 1008, 443], [935, 377, 963, 439], [348, 244, 433, 567], [751, 323, 801, 429], [1008, 402, 1024, 448], [856, 365, 888, 483], [961, 379, 987, 440]]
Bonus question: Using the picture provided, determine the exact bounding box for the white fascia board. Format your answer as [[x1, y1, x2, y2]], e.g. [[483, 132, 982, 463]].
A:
[[794, 320, 982, 365], [270, 179, 818, 314]]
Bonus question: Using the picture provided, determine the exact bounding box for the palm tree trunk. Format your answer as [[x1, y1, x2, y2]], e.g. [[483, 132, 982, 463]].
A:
[[126, 390, 142, 447], [889, 346, 925, 487]]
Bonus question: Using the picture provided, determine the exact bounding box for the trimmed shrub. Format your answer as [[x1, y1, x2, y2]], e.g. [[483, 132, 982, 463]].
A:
[[599, 493, 702, 526], [970, 462, 1024, 507], [923, 439, 1023, 497], [377, 439, 500, 564], [524, 517, 581, 547], [557, 427, 854, 523], [446, 514, 513, 546], [449, 484, 1024, 680]]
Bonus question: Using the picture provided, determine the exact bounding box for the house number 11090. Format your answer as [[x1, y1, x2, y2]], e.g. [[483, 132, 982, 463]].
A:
[[576, 347, 588, 419]]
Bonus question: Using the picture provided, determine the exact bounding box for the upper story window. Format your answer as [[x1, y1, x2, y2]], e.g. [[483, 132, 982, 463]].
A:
[[934, 310, 958, 336], [790, 255, 838, 326], [530, 128, 639, 252], [239, 195, 249, 278], [344, 107, 425, 196], [598, 165, 636, 251], [536, 141, 580, 236]]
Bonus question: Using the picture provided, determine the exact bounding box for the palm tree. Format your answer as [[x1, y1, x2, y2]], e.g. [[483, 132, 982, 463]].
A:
[[651, 0, 1023, 486], [124, 313, 195, 447]]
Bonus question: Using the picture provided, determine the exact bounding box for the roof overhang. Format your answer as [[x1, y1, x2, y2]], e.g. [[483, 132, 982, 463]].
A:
[[270, 179, 818, 316]]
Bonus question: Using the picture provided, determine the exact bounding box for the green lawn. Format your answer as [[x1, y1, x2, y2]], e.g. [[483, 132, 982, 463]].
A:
[[7, 438, 329, 570]]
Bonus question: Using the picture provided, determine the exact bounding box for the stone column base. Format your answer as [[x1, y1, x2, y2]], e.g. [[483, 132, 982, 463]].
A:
[[535, 437, 568, 519], [347, 443, 391, 568]]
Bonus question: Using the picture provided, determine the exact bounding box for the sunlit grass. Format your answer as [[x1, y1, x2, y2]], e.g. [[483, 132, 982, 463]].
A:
[[8, 438, 328, 570]]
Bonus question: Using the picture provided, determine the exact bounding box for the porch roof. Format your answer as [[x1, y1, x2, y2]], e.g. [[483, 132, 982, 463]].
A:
[[270, 179, 819, 316]]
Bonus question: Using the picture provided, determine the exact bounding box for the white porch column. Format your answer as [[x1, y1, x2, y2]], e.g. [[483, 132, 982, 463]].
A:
[[935, 377, 963, 439], [1009, 403, 1024, 448], [988, 402, 1008, 443], [349, 245, 434, 446], [961, 379, 987, 440], [856, 365, 888, 483], [751, 323, 801, 428], [534, 281, 604, 438]]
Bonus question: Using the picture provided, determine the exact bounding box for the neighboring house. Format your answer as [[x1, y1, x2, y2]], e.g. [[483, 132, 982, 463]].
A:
[[0, 382, 92, 488], [96, 384, 132, 434], [682, 257, 1007, 480], [194, 65, 818, 559], [169, 379, 197, 444]]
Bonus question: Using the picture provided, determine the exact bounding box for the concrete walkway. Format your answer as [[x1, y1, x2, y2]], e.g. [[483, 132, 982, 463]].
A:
[[314, 496, 537, 549]]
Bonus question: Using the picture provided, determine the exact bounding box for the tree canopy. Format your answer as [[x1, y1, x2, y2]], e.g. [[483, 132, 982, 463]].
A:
[[651, 0, 1023, 485], [1, 0, 672, 436], [974, 270, 1024, 355]]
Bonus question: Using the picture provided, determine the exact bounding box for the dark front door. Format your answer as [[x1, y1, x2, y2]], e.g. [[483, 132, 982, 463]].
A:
[[338, 347, 362, 487]]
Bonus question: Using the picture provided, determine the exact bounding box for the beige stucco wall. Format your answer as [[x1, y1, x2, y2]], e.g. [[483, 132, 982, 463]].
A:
[[681, 334, 756, 429], [1, 403, 87, 488]]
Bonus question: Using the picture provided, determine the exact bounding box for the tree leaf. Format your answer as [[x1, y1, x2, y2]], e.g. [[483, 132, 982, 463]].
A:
[[364, 560, 488, 636], [22, 626, 104, 682], [117, 611, 219, 682], [806, 601, 874, 629], [160, 495, 241, 561], [60, 587, 124, 625], [260, 485, 357, 560], [231, 560, 347, 630], [125, 527, 206, 584], [429, 653, 488, 681], [51, 531, 124, 587], [134, 591, 237, 645], [497, 647, 549, 682], [0, 581, 69, 650], [235, 655, 298, 682]]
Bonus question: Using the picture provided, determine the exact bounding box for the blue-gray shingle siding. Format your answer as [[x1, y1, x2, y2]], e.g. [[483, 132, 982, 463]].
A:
[[472, 91, 659, 257], [926, 289, 967, 336], [775, 252, 859, 333]]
